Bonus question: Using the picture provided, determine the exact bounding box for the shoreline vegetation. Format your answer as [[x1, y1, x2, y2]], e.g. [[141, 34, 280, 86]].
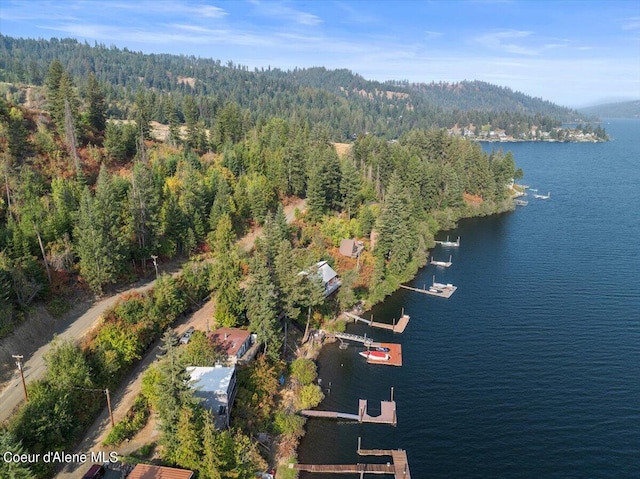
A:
[[1, 54, 542, 479]]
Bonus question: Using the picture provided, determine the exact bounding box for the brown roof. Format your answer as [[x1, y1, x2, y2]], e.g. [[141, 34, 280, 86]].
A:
[[127, 464, 194, 479], [210, 327, 251, 357]]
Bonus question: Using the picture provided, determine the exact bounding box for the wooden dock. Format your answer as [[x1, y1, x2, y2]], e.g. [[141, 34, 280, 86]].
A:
[[330, 332, 375, 347], [430, 255, 452, 267], [400, 282, 457, 299], [434, 236, 460, 247], [292, 438, 411, 478], [344, 312, 410, 334], [300, 393, 397, 425], [365, 342, 403, 367]]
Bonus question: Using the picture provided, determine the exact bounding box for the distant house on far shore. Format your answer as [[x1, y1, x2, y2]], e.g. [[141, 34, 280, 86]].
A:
[[339, 238, 364, 258]]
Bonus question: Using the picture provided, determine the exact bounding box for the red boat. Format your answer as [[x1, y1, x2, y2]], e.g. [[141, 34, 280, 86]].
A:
[[359, 350, 390, 361]]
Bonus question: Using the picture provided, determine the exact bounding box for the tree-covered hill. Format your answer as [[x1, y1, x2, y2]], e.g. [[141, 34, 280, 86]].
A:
[[0, 35, 596, 140], [578, 100, 640, 119]]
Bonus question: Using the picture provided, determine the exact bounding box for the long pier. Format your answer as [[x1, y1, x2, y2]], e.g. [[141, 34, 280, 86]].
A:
[[301, 390, 397, 425], [291, 438, 411, 478], [331, 332, 375, 347], [400, 276, 457, 299], [343, 312, 410, 333]]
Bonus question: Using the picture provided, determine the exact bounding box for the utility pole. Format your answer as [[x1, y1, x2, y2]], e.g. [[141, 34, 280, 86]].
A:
[[12, 354, 28, 402], [151, 255, 158, 278], [105, 389, 115, 428]]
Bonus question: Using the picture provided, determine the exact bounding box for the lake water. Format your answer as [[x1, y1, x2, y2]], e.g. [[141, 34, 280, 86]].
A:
[[297, 119, 640, 478]]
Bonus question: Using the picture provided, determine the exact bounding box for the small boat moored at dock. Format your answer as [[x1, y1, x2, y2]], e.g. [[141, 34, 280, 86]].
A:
[[360, 350, 390, 361], [533, 192, 550, 199]]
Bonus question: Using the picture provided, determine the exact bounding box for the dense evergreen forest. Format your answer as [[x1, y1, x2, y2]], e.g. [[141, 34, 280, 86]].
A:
[[579, 99, 640, 119], [0, 36, 526, 479], [0, 35, 599, 140]]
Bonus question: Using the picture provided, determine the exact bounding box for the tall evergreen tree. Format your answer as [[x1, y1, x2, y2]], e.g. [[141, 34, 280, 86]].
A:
[[245, 253, 282, 361], [84, 72, 106, 136]]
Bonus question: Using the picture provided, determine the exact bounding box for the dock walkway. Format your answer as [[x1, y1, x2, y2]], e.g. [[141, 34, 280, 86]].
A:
[[400, 283, 456, 299], [292, 439, 411, 478], [300, 397, 397, 426], [344, 312, 410, 333], [331, 332, 375, 346]]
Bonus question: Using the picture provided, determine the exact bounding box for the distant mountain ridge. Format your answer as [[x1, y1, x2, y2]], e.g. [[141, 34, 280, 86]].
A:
[[0, 35, 597, 139], [579, 100, 640, 118]]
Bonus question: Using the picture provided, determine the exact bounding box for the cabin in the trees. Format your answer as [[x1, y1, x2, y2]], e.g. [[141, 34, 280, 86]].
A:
[[300, 260, 341, 297], [209, 327, 256, 365], [188, 366, 237, 429], [339, 238, 364, 258]]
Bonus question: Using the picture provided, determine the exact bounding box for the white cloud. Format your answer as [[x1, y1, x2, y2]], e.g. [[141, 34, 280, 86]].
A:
[[475, 30, 539, 56], [621, 17, 640, 30], [249, 0, 322, 26]]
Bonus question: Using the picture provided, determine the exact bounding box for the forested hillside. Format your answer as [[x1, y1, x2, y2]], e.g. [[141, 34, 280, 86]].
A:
[[0, 35, 597, 140], [579, 100, 640, 119], [0, 36, 525, 479]]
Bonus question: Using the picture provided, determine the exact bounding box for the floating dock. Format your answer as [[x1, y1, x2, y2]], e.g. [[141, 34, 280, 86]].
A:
[[300, 391, 397, 425], [292, 438, 411, 478], [364, 342, 403, 367], [430, 255, 452, 267], [344, 311, 410, 333], [400, 275, 457, 299], [434, 236, 460, 247]]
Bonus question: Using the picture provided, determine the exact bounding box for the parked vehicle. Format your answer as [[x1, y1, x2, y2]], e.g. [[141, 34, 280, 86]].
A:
[[82, 464, 105, 479], [179, 326, 195, 345]]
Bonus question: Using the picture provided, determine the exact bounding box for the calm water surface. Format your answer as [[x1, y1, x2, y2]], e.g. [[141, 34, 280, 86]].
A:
[[297, 119, 640, 478]]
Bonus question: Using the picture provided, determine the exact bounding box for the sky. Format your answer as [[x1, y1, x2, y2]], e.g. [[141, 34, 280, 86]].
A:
[[1, 0, 639, 107]]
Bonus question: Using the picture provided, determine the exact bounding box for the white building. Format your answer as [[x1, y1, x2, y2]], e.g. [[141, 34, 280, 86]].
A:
[[187, 366, 237, 429]]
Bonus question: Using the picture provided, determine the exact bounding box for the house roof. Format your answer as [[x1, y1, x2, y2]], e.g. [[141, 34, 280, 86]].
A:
[[188, 366, 235, 394], [210, 327, 251, 357], [127, 464, 194, 479], [339, 239, 356, 256], [315, 261, 338, 283]]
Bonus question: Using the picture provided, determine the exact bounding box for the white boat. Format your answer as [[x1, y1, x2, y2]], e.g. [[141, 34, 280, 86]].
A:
[[533, 192, 550, 199], [359, 350, 390, 361], [530, 188, 538, 192]]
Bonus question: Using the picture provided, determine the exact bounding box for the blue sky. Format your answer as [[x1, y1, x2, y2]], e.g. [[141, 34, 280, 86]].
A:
[[1, 0, 639, 107]]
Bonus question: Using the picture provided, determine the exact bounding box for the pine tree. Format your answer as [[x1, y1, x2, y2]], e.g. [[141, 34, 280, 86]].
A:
[[209, 214, 243, 327], [245, 253, 282, 361], [305, 162, 326, 223], [340, 157, 361, 220], [85, 73, 106, 136]]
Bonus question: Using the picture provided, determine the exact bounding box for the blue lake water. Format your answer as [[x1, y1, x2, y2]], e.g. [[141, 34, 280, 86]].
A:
[[297, 119, 640, 478]]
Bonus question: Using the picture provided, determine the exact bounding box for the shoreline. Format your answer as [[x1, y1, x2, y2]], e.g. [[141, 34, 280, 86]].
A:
[[284, 198, 515, 474]]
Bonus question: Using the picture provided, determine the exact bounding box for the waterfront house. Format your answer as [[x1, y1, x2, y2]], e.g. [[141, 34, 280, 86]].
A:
[[209, 327, 256, 365], [188, 366, 237, 429], [299, 260, 342, 297]]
